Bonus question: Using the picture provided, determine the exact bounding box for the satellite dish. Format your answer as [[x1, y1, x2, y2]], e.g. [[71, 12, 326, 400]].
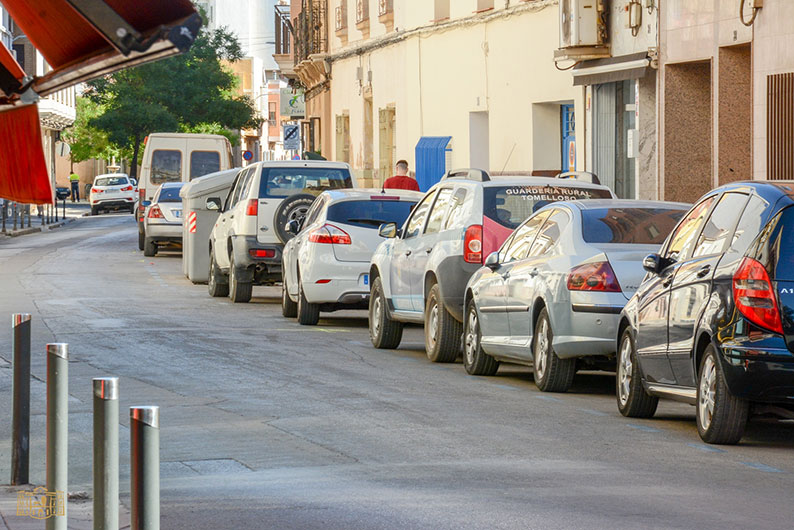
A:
[[55, 141, 71, 157]]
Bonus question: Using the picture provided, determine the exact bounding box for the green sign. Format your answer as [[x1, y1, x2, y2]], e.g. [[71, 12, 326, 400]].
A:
[[280, 88, 305, 118]]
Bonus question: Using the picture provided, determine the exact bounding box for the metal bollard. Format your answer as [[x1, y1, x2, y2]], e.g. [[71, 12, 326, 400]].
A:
[[93, 378, 119, 530], [11, 314, 32, 485], [12, 202, 17, 230], [46, 343, 68, 530], [130, 407, 159, 530]]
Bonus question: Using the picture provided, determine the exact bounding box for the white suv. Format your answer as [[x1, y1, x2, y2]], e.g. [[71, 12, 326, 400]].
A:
[[206, 160, 355, 303]]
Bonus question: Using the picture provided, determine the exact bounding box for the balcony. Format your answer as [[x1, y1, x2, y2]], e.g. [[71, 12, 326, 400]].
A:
[[293, 0, 330, 99], [356, 0, 369, 33], [335, 2, 347, 36], [274, 4, 295, 78]]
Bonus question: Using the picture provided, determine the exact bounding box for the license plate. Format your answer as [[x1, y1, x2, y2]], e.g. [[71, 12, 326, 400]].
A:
[[174, 210, 182, 218], [363, 274, 369, 286]]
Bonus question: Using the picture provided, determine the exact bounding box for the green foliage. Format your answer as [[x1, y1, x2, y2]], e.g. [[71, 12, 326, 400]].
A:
[[61, 98, 120, 163], [84, 23, 263, 175]]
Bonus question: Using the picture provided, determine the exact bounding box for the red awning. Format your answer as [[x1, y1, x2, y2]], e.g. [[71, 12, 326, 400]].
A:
[[0, 0, 200, 203]]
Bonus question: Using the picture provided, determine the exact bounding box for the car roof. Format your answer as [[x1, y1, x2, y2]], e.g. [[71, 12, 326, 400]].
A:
[[443, 176, 613, 193], [568, 199, 691, 210], [94, 173, 129, 179], [321, 188, 423, 202], [706, 180, 794, 208], [258, 160, 351, 170]]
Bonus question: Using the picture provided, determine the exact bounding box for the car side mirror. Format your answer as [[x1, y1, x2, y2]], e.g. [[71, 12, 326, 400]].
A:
[[142, 200, 151, 208], [206, 197, 222, 211], [643, 253, 663, 274], [484, 252, 500, 270], [379, 222, 398, 238], [285, 219, 300, 235]]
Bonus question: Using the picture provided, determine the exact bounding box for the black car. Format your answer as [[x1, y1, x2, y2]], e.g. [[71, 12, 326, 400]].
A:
[[55, 187, 70, 200], [616, 181, 794, 444]]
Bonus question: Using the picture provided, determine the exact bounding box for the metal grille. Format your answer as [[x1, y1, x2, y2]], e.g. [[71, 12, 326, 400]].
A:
[[378, 0, 393, 16], [335, 1, 347, 31], [275, 4, 292, 56], [356, 0, 369, 23], [768, 72, 794, 180], [294, 0, 328, 65]]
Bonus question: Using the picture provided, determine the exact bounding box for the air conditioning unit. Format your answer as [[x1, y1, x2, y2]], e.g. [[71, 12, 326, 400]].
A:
[[560, 0, 604, 48]]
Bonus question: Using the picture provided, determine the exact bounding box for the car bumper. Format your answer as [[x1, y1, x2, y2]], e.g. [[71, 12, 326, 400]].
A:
[[719, 341, 794, 404], [302, 261, 371, 305], [230, 236, 283, 283], [146, 222, 182, 241], [549, 296, 626, 359], [436, 256, 481, 322], [92, 197, 135, 208]]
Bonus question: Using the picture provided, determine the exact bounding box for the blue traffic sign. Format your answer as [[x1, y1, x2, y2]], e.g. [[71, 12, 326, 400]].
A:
[[283, 124, 300, 150], [242, 150, 253, 161]]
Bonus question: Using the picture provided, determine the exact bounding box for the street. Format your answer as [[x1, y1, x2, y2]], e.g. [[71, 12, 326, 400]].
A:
[[0, 215, 792, 529]]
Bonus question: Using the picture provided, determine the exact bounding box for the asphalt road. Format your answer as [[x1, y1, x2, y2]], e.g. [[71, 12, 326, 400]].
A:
[[1, 213, 794, 529]]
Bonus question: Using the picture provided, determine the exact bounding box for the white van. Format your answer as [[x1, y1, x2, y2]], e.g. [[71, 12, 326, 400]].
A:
[[137, 133, 234, 250]]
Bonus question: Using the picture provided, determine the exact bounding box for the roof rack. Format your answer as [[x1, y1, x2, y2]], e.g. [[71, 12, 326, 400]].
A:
[[555, 171, 601, 185], [442, 168, 491, 182]]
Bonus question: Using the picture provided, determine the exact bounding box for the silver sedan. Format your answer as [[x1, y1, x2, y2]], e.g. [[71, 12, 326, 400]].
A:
[[462, 199, 689, 392]]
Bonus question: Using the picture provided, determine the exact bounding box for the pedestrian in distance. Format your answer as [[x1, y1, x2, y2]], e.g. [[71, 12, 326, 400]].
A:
[[69, 172, 80, 202], [383, 160, 420, 191]]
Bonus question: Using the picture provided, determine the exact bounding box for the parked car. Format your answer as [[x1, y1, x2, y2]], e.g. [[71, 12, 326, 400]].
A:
[[55, 187, 70, 201], [368, 169, 615, 362], [617, 181, 794, 444], [89, 173, 136, 215], [206, 160, 356, 303], [137, 133, 234, 250], [143, 182, 185, 257], [463, 200, 688, 392], [282, 189, 422, 325]]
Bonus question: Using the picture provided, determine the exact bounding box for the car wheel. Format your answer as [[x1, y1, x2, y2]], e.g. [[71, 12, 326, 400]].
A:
[[207, 250, 229, 298], [138, 226, 145, 251], [463, 299, 499, 376], [616, 327, 658, 418], [424, 283, 461, 363], [281, 277, 297, 318], [228, 254, 252, 303], [129, 204, 135, 214], [143, 238, 157, 257], [91, 206, 98, 216], [296, 275, 320, 325], [696, 344, 749, 445], [532, 308, 575, 392], [369, 276, 403, 349]]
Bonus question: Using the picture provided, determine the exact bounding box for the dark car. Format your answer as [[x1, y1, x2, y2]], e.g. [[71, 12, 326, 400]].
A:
[[55, 187, 70, 200], [617, 181, 794, 444]]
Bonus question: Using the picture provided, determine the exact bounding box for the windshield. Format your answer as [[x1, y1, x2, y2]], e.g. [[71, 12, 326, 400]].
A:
[[259, 168, 353, 198], [95, 176, 128, 187], [582, 207, 687, 244], [484, 185, 613, 230], [158, 186, 184, 202], [326, 199, 417, 229]]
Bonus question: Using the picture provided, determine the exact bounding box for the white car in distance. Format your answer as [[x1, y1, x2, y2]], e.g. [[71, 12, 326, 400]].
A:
[[90, 173, 136, 215], [282, 189, 422, 325]]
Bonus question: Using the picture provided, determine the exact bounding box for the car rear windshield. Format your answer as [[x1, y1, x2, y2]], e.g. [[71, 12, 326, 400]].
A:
[[484, 185, 612, 229], [190, 151, 220, 180], [95, 177, 128, 187], [326, 199, 417, 229], [158, 186, 183, 202], [581, 207, 687, 244], [259, 168, 353, 198]]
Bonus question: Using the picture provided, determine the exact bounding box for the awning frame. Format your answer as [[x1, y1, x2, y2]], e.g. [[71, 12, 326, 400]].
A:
[[572, 52, 652, 87]]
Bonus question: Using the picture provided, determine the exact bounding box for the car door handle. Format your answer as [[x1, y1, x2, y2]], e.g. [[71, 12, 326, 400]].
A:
[[529, 269, 539, 277], [405, 250, 412, 256], [662, 277, 672, 287], [425, 248, 432, 254], [230, 215, 234, 219], [696, 265, 711, 278]]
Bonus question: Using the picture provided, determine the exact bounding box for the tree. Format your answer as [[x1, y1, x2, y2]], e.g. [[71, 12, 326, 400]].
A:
[[85, 25, 261, 177], [61, 97, 121, 170]]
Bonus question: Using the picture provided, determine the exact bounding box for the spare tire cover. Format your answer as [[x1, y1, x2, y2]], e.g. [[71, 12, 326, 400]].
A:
[[273, 193, 317, 243]]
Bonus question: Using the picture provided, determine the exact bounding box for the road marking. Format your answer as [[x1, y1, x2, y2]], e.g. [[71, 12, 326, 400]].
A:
[[534, 395, 562, 402], [627, 424, 661, 433], [579, 408, 608, 416], [741, 462, 783, 473], [313, 328, 351, 333], [686, 443, 726, 454], [490, 383, 520, 391]]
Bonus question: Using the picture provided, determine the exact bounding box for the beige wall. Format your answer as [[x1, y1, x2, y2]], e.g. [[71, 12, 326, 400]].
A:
[[328, 1, 578, 185]]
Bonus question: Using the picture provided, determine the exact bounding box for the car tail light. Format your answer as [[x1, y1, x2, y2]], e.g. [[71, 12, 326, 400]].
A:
[[567, 261, 621, 292], [246, 199, 258, 216], [249, 249, 275, 258], [91, 187, 103, 194], [371, 195, 400, 201], [464, 224, 483, 264], [733, 257, 783, 334], [120, 185, 133, 191], [308, 224, 351, 245], [139, 188, 146, 214], [147, 205, 164, 219]]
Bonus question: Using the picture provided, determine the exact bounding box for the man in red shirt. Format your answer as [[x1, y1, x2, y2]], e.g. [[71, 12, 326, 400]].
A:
[[383, 160, 420, 191]]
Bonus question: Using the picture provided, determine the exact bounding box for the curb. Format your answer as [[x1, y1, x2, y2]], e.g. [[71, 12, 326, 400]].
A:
[[1, 218, 76, 238]]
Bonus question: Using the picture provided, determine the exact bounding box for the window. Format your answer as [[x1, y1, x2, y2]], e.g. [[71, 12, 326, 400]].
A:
[[94, 176, 129, 187], [258, 168, 353, 198], [190, 151, 221, 180], [693, 193, 749, 257], [268, 102, 277, 123], [425, 188, 454, 234], [476, 0, 494, 11], [404, 190, 437, 238], [501, 212, 549, 263], [665, 196, 717, 261], [528, 209, 570, 257], [224, 168, 249, 210], [582, 207, 687, 245], [434, 0, 449, 20], [728, 195, 767, 255], [303, 195, 328, 228], [326, 199, 417, 229], [150, 150, 182, 185], [483, 185, 612, 230], [444, 188, 469, 230], [158, 185, 184, 202]]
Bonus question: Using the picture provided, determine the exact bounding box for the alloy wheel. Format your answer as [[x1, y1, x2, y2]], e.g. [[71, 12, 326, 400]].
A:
[[618, 336, 633, 407], [371, 295, 382, 338], [699, 356, 717, 431], [427, 302, 439, 349], [465, 308, 478, 366], [535, 318, 548, 380]]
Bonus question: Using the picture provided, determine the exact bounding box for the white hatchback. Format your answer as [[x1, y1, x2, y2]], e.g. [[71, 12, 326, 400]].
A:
[[90, 173, 136, 215], [282, 189, 422, 325]]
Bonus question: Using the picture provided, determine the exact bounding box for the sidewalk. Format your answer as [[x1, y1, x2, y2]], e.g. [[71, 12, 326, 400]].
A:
[[0, 202, 90, 239]]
